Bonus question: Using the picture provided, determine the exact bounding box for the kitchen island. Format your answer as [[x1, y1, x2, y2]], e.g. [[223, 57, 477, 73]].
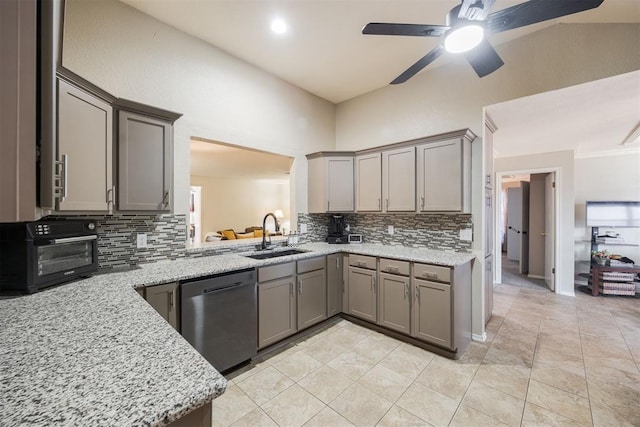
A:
[[0, 243, 473, 425]]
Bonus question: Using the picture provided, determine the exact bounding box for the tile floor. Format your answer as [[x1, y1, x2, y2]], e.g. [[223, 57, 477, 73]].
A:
[[212, 284, 640, 426]]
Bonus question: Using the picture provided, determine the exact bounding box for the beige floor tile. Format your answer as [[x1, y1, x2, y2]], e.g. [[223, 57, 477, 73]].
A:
[[457, 341, 490, 365], [378, 342, 434, 379], [211, 384, 258, 427], [299, 337, 348, 363], [227, 361, 269, 384], [587, 361, 640, 392], [271, 350, 323, 382], [449, 404, 510, 427], [357, 363, 413, 402], [531, 362, 588, 398], [327, 350, 376, 380], [351, 332, 400, 363], [324, 326, 370, 348], [584, 355, 640, 376], [587, 378, 640, 421], [230, 408, 277, 427], [462, 381, 525, 427], [473, 364, 530, 400], [298, 365, 354, 404], [483, 345, 533, 369], [303, 406, 354, 427], [235, 366, 294, 406], [414, 356, 478, 400], [526, 379, 592, 426], [590, 400, 639, 427], [581, 336, 634, 361], [262, 384, 324, 427], [521, 402, 587, 427], [396, 382, 460, 427], [329, 382, 393, 427], [376, 404, 432, 427]]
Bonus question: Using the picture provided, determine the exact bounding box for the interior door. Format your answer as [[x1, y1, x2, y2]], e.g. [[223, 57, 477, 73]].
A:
[[519, 182, 530, 274], [544, 173, 555, 290], [506, 187, 522, 261]]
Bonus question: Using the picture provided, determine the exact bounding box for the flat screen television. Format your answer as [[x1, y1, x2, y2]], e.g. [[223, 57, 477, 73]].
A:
[[586, 201, 640, 227]]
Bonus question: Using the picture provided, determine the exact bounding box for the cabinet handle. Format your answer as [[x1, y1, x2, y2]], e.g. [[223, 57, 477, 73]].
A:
[[298, 279, 302, 295], [327, 201, 330, 211], [372, 276, 376, 293], [378, 198, 381, 210], [56, 154, 69, 203], [422, 272, 437, 279], [405, 282, 409, 299], [388, 266, 399, 273], [421, 197, 425, 210], [336, 257, 340, 269], [386, 198, 389, 210], [108, 185, 116, 206], [290, 282, 294, 296], [415, 286, 420, 303], [169, 289, 174, 310], [163, 191, 169, 208]]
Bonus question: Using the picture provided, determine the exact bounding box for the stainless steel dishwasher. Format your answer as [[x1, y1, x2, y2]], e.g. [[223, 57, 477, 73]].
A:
[[180, 268, 257, 373]]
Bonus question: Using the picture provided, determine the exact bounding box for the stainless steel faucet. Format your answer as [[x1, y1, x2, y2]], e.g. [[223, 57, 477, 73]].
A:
[[261, 213, 280, 250]]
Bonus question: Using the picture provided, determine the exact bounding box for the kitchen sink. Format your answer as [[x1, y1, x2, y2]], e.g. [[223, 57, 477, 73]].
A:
[[244, 249, 308, 260]]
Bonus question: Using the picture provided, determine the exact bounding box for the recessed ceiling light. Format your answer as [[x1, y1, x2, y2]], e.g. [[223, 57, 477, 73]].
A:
[[270, 18, 288, 35]]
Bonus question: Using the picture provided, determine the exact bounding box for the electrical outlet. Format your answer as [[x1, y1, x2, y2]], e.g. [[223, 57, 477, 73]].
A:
[[388, 225, 394, 235], [299, 223, 308, 233], [459, 229, 473, 242], [136, 233, 147, 249]]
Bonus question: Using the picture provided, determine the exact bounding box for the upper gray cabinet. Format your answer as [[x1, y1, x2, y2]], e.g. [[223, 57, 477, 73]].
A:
[[114, 99, 181, 212], [355, 152, 382, 212], [382, 146, 416, 212], [416, 133, 473, 213], [56, 77, 114, 212], [307, 152, 355, 213]]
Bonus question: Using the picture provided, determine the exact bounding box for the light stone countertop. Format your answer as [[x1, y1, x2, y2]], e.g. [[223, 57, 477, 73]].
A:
[[0, 242, 473, 426]]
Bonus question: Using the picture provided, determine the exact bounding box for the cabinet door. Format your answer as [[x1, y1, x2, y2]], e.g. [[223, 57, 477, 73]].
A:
[[378, 272, 411, 334], [356, 153, 382, 211], [57, 79, 112, 211], [412, 279, 451, 348], [327, 157, 354, 212], [417, 139, 468, 212], [146, 282, 180, 331], [118, 111, 172, 211], [347, 267, 377, 322], [298, 269, 327, 330], [382, 147, 415, 212], [327, 254, 343, 317], [258, 277, 297, 349]]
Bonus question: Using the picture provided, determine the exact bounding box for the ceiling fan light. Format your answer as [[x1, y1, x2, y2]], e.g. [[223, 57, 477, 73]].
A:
[[444, 25, 484, 53]]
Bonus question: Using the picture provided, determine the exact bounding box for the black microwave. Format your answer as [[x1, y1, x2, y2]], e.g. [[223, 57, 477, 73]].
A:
[[0, 220, 99, 294]]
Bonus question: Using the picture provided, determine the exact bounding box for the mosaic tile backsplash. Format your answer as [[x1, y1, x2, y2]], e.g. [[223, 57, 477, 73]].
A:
[[297, 212, 473, 252]]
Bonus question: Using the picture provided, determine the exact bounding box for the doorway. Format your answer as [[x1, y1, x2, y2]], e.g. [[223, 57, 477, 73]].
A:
[[496, 170, 558, 292]]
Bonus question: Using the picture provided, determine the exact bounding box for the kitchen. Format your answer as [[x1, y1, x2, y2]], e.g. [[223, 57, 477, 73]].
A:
[[2, 0, 640, 426]]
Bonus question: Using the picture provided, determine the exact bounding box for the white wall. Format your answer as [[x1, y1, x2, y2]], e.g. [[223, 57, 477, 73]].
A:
[[494, 151, 575, 296], [62, 0, 335, 216], [335, 24, 640, 151], [574, 153, 640, 270], [190, 175, 290, 240]]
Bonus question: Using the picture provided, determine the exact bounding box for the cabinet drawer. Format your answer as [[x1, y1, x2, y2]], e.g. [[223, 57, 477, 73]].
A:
[[349, 254, 376, 270], [414, 263, 451, 283], [298, 257, 325, 274], [379, 258, 410, 276], [258, 262, 295, 282]]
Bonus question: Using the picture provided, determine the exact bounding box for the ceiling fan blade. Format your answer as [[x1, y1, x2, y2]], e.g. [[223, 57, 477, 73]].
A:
[[487, 0, 604, 33], [363, 23, 449, 37], [391, 45, 445, 84], [464, 39, 504, 77]]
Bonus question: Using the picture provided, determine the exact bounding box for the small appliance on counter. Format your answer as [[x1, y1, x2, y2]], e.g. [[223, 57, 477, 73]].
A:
[[0, 220, 99, 294], [348, 234, 363, 244], [327, 214, 349, 244]]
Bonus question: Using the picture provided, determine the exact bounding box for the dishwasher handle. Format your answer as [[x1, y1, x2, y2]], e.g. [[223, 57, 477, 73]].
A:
[[203, 281, 248, 294]]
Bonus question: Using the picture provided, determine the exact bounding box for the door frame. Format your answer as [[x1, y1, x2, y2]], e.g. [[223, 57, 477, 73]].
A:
[[495, 168, 560, 293]]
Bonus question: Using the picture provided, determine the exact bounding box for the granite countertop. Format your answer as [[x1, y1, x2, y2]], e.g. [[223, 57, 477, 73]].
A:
[[0, 242, 473, 426]]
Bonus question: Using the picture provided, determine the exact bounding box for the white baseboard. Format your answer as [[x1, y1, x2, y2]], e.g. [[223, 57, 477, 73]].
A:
[[558, 289, 575, 297], [528, 274, 544, 280], [472, 332, 487, 342]]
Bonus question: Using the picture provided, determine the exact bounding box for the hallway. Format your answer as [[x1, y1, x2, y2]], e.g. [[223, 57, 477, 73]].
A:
[[501, 253, 551, 292]]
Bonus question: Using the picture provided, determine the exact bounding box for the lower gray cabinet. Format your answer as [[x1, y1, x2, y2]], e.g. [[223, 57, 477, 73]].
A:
[[297, 269, 327, 330], [347, 266, 377, 322], [258, 276, 297, 349], [412, 279, 452, 349], [326, 253, 343, 317], [145, 282, 180, 331], [378, 272, 411, 334]]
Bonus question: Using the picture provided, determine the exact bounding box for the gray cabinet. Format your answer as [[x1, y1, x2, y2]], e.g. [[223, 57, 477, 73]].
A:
[[297, 257, 327, 330], [117, 110, 173, 211], [307, 153, 355, 213], [382, 146, 416, 212], [412, 279, 451, 348], [378, 258, 411, 334], [326, 253, 343, 317], [257, 262, 297, 349], [416, 137, 471, 213], [56, 78, 113, 211], [347, 254, 377, 323], [355, 152, 382, 212], [145, 282, 180, 331]]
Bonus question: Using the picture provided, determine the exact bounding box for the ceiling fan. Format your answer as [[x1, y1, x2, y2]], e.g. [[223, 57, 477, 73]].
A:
[[362, 0, 604, 84]]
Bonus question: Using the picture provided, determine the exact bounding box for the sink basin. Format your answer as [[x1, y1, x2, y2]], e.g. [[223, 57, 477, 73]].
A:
[[244, 249, 308, 260]]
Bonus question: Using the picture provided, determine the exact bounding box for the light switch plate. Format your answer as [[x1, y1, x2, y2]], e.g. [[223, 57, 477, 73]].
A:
[[459, 229, 473, 242], [388, 225, 394, 235], [136, 233, 147, 248], [299, 223, 308, 233]]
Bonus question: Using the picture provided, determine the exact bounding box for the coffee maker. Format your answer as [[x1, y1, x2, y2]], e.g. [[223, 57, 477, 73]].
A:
[[327, 215, 348, 244]]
